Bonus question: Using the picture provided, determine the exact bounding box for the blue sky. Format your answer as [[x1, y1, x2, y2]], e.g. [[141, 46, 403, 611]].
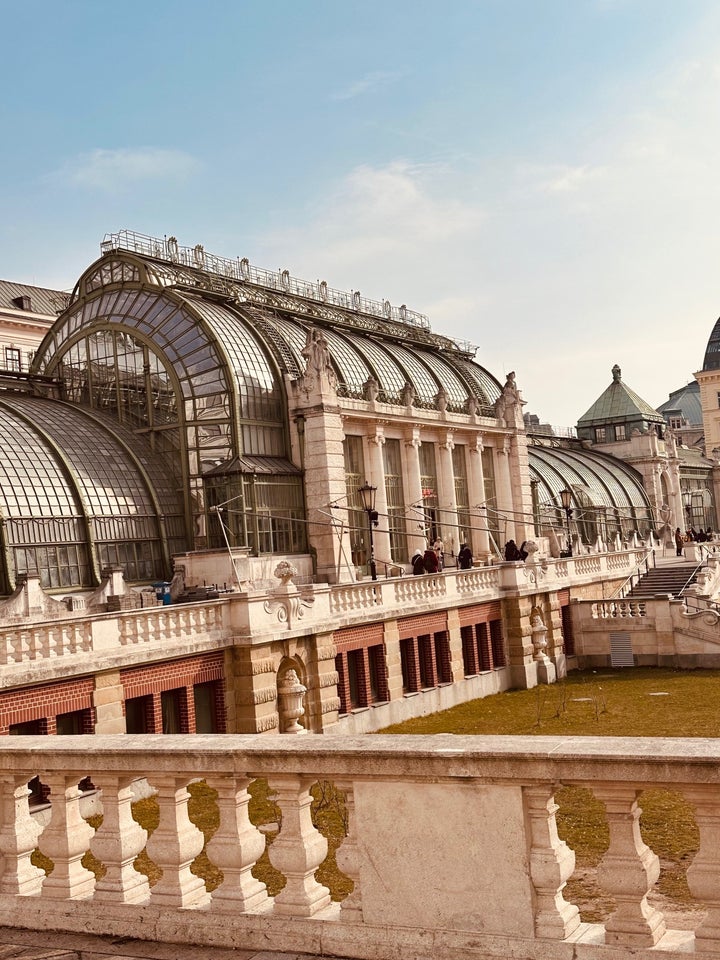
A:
[[2, 0, 720, 425]]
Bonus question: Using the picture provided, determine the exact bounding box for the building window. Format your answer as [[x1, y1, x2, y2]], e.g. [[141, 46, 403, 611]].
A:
[[125, 695, 153, 733], [193, 682, 219, 733], [489, 619, 506, 667], [400, 637, 419, 693], [4, 347, 21, 371], [343, 435, 368, 570], [56, 709, 94, 735], [383, 438, 407, 563], [669, 417, 683, 430], [594, 427, 606, 442], [418, 443, 439, 542], [615, 424, 626, 441], [161, 688, 187, 734], [453, 445, 472, 552]]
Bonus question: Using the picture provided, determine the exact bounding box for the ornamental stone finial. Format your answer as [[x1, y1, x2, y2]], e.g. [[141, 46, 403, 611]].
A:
[[612, 364, 621, 382]]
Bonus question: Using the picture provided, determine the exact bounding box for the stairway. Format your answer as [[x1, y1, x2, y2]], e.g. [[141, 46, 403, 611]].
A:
[[625, 563, 698, 599]]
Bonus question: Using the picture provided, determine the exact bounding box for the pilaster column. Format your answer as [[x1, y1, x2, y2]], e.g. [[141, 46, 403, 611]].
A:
[[437, 430, 459, 558], [468, 432, 490, 556], [367, 426, 392, 569], [496, 436, 517, 543], [405, 427, 426, 555], [525, 784, 580, 938], [594, 784, 666, 946]]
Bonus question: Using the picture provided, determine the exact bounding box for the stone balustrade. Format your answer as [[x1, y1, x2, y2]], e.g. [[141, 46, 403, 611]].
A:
[[571, 595, 720, 667], [0, 734, 716, 959], [0, 549, 645, 675]]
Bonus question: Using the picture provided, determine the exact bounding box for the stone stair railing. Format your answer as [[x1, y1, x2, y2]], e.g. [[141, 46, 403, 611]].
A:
[[0, 734, 717, 959]]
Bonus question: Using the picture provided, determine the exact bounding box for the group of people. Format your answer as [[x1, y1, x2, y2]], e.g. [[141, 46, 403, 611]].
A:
[[675, 526, 714, 556], [411, 539, 475, 575]]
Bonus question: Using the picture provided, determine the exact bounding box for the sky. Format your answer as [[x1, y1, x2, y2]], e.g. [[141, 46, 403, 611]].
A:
[[2, 0, 720, 427]]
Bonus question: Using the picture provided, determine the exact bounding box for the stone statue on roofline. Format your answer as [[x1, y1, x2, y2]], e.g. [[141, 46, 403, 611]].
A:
[[298, 326, 337, 397], [494, 371, 525, 428]]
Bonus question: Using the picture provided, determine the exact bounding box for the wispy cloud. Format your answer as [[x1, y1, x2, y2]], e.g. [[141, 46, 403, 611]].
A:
[[48, 147, 200, 191], [331, 70, 402, 102]]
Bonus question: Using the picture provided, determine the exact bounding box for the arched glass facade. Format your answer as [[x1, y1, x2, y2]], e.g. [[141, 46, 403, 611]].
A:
[[529, 441, 655, 544], [0, 397, 182, 591]]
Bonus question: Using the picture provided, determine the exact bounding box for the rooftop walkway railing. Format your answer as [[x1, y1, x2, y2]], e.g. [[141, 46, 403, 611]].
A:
[[0, 734, 715, 959]]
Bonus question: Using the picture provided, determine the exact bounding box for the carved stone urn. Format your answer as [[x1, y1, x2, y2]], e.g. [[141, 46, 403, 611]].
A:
[[278, 669, 307, 734]]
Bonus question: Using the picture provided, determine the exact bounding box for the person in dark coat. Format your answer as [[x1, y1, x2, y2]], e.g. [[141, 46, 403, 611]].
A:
[[423, 548, 439, 574], [411, 550, 425, 575], [458, 543, 473, 569], [675, 527, 684, 557], [504, 539, 521, 561]]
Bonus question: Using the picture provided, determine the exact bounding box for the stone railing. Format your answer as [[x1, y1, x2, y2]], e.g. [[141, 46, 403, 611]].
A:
[[0, 734, 717, 959], [0, 601, 227, 673]]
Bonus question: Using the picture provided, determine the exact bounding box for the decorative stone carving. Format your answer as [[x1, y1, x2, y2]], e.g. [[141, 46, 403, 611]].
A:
[[278, 669, 307, 734], [530, 613, 549, 662], [400, 381, 415, 407], [435, 386, 449, 413], [274, 561, 297, 586], [363, 376, 379, 402], [298, 327, 337, 396], [494, 371, 526, 428]]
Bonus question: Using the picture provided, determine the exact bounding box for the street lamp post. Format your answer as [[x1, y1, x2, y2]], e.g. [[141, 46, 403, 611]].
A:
[[357, 482, 378, 581], [559, 488, 573, 557]]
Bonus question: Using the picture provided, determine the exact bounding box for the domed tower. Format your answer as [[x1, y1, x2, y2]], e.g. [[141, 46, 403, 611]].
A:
[[695, 318, 720, 457]]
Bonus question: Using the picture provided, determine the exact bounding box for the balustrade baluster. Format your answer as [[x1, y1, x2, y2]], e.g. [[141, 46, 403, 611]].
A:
[[206, 775, 270, 913], [0, 775, 44, 895], [39, 774, 95, 899], [90, 775, 149, 903], [145, 775, 209, 908], [685, 786, 720, 951], [334, 779, 361, 922], [594, 785, 666, 946], [266, 775, 333, 917], [525, 784, 580, 938]]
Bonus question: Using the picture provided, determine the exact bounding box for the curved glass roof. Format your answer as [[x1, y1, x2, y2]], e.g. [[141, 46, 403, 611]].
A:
[[529, 441, 654, 529], [0, 396, 184, 591]]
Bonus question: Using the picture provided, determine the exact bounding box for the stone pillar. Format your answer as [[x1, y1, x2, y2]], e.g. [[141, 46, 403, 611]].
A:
[[93, 669, 126, 734], [290, 336, 354, 584], [226, 646, 280, 734], [437, 430, 459, 559], [447, 608, 465, 682], [545, 592, 567, 679], [367, 426, 392, 571], [305, 631, 340, 733], [468, 432, 490, 557], [404, 428, 426, 555], [503, 594, 537, 689], [496, 438, 515, 544], [383, 618, 404, 702], [595, 784, 666, 946]]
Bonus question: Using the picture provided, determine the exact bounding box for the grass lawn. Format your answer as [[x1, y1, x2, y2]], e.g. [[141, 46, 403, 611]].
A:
[[379, 667, 720, 922]]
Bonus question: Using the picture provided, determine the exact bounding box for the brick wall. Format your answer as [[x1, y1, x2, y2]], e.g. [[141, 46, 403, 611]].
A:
[[0, 677, 95, 736]]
